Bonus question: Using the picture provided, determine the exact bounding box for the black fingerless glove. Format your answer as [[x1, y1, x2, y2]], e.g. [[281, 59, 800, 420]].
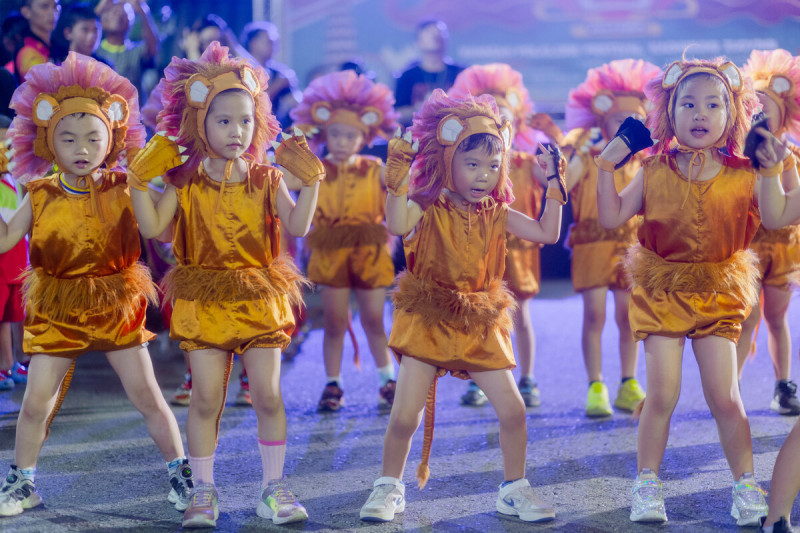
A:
[[539, 143, 568, 205], [613, 116, 654, 169], [743, 112, 770, 170]]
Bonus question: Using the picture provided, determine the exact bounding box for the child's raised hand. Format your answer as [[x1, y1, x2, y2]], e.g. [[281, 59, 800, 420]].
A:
[[386, 127, 418, 196], [596, 116, 653, 171], [271, 128, 325, 186], [127, 132, 189, 191], [744, 114, 788, 174], [538, 142, 568, 205]]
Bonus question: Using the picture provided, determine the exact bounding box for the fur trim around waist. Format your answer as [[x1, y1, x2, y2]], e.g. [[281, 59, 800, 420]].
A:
[[391, 271, 516, 333], [307, 223, 389, 250], [567, 218, 637, 247], [752, 223, 800, 246], [21, 262, 158, 322], [162, 255, 308, 308], [624, 244, 760, 307]]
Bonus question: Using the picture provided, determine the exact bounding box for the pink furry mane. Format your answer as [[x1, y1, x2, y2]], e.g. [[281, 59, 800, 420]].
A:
[[565, 59, 661, 131], [742, 49, 800, 141], [8, 52, 145, 184], [157, 41, 280, 187], [290, 70, 399, 150], [448, 63, 546, 152], [408, 89, 513, 210], [645, 56, 758, 157]]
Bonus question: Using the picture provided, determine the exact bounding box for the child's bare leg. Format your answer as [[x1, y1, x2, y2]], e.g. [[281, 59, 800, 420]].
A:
[[763, 418, 800, 527], [637, 335, 684, 473], [0, 323, 13, 372], [14, 354, 74, 467], [692, 335, 753, 479], [239, 347, 285, 441], [612, 289, 638, 378], [320, 286, 351, 378], [381, 357, 436, 478], [736, 300, 761, 379], [353, 288, 392, 368], [471, 369, 527, 480], [186, 348, 229, 457], [762, 285, 792, 381], [107, 344, 184, 460], [512, 300, 534, 377], [581, 287, 607, 382]]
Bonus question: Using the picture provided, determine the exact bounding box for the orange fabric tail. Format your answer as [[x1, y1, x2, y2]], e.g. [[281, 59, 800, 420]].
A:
[[416, 376, 438, 489], [44, 359, 76, 439], [214, 353, 234, 446], [748, 293, 765, 361], [348, 308, 360, 370]]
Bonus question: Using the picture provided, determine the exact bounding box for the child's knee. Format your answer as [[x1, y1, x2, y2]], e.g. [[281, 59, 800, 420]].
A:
[[359, 312, 386, 337], [252, 389, 283, 416], [324, 313, 349, 337], [191, 387, 225, 418], [19, 396, 51, 424], [583, 306, 605, 329]]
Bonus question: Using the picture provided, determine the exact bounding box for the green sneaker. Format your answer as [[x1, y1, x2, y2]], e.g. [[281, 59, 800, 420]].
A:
[[256, 479, 308, 525], [614, 378, 646, 412], [585, 382, 613, 417]]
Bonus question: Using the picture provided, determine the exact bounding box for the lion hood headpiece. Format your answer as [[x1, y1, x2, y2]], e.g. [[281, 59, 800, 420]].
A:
[[742, 49, 800, 141], [7, 52, 145, 184], [448, 63, 546, 152], [408, 89, 513, 210], [157, 41, 280, 187], [645, 55, 758, 156], [566, 59, 661, 138], [290, 70, 399, 151]]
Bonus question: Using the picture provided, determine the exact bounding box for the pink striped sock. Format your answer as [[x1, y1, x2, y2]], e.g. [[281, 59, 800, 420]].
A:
[[258, 438, 286, 489], [188, 454, 215, 485]]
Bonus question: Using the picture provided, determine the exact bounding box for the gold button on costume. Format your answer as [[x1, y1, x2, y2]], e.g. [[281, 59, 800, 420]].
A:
[[504, 151, 543, 299], [22, 170, 157, 357], [163, 162, 303, 353], [627, 154, 761, 342], [567, 141, 639, 291], [389, 194, 515, 376], [306, 156, 394, 289]]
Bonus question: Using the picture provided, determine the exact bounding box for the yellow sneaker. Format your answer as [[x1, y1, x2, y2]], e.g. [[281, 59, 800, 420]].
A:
[[614, 379, 646, 412], [585, 382, 613, 417]]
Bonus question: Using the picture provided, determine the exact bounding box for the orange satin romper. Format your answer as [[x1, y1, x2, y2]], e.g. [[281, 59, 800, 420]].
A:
[[389, 194, 515, 376], [504, 151, 543, 300], [166, 162, 299, 353], [306, 155, 394, 289], [23, 170, 155, 357], [628, 154, 760, 342]]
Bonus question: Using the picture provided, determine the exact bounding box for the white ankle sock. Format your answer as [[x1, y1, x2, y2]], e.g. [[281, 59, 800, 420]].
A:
[[188, 454, 215, 485], [258, 439, 286, 489]]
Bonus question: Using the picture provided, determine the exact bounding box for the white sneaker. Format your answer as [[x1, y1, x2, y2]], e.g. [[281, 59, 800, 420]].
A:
[[360, 476, 405, 522], [0, 466, 42, 517], [496, 478, 555, 522], [630, 469, 667, 522], [731, 473, 768, 526]]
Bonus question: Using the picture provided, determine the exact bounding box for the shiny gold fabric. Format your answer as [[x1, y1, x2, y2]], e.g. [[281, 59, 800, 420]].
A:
[[389, 194, 514, 375], [504, 151, 543, 299], [23, 170, 155, 357], [750, 149, 800, 289], [307, 156, 394, 288], [629, 154, 761, 342], [568, 145, 639, 291], [167, 161, 299, 352]]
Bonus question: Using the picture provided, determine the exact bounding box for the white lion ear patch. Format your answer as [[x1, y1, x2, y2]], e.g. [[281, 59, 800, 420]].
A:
[[315, 107, 331, 121], [499, 122, 511, 149], [361, 111, 379, 126], [189, 80, 210, 105], [592, 93, 614, 114], [438, 116, 464, 145], [663, 61, 685, 88], [107, 101, 124, 122], [311, 101, 332, 123], [241, 68, 259, 93], [36, 99, 55, 122], [721, 63, 742, 90], [772, 75, 792, 95], [506, 92, 520, 110]]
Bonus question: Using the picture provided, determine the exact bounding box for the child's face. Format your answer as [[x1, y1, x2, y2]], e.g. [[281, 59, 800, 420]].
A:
[[66, 19, 101, 56], [248, 31, 273, 63], [23, 0, 59, 36], [603, 110, 642, 141], [204, 91, 255, 160], [757, 92, 782, 135], [450, 145, 502, 205], [52, 114, 110, 177], [325, 122, 364, 163], [100, 1, 132, 34], [672, 75, 728, 150]]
